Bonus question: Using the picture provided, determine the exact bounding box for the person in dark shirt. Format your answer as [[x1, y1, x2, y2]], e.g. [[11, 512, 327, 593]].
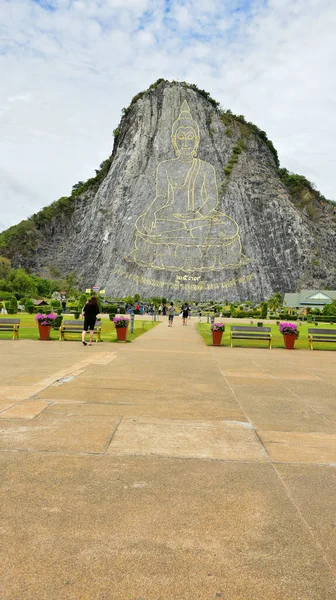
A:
[[81, 296, 100, 346]]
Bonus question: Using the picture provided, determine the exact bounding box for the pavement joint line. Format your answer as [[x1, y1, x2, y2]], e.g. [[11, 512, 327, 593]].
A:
[[0, 448, 336, 468], [250, 357, 336, 429], [0, 353, 116, 409], [1, 446, 336, 467], [103, 416, 123, 453], [211, 349, 275, 462], [272, 463, 336, 583]]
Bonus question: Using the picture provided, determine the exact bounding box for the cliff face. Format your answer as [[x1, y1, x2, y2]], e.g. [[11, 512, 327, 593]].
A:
[[1, 80, 335, 301]]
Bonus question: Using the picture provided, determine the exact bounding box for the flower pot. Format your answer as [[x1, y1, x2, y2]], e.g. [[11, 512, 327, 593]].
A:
[[283, 333, 296, 349], [116, 326, 127, 342], [38, 324, 52, 340], [212, 330, 223, 346]]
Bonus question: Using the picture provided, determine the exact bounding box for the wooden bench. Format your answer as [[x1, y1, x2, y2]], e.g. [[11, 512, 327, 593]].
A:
[[59, 320, 102, 342], [230, 325, 272, 349], [0, 318, 20, 340], [308, 328, 336, 350]]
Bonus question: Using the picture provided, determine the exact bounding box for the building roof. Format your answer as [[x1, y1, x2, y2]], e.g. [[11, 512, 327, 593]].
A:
[[284, 290, 336, 308]]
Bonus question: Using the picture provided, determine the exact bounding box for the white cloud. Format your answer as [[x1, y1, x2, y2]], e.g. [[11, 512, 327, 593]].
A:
[[0, 0, 335, 230]]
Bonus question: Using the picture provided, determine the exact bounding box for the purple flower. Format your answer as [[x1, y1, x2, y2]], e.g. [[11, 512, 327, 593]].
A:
[[211, 322, 225, 332], [35, 312, 58, 325], [113, 317, 130, 328], [279, 322, 298, 336]]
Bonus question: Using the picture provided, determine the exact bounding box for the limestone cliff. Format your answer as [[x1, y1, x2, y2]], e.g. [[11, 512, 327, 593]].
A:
[[1, 80, 335, 301]]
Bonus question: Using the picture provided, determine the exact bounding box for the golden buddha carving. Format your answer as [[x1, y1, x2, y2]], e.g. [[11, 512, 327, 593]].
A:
[[126, 100, 249, 273]]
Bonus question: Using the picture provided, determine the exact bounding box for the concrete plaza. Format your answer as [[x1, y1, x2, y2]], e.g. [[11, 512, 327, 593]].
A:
[[1, 318, 336, 599]]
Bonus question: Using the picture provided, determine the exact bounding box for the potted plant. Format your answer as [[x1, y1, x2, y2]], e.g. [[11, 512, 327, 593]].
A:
[[279, 322, 299, 349], [113, 316, 130, 342], [211, 322, 225, 346], [35, 312, 58, 340]]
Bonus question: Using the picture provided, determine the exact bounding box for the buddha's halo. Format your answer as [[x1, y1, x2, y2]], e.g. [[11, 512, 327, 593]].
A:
[[171, 100, 200, 157]]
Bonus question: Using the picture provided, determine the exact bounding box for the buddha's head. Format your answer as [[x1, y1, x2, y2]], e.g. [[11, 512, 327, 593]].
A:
[[172, 101, 200, 159]]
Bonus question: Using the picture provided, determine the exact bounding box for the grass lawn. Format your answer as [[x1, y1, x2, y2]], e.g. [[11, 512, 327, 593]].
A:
[[197, 321, 336, 351], [0, 314, 160, 343]]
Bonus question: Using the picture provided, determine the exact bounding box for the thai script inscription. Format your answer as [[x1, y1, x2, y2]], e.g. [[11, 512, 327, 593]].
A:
[[115, 267, 255, 292]]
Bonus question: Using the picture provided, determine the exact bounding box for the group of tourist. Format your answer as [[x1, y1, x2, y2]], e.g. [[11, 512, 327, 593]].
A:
[[80, 297, 194, 344]]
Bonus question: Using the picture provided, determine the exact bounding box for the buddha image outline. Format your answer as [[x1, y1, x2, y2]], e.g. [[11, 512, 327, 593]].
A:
[[126, 100, 249, 273]]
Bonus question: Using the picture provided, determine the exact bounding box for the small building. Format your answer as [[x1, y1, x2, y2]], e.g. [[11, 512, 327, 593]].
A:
[[284, 290, 336, 314], [33, 299, 48, 306]]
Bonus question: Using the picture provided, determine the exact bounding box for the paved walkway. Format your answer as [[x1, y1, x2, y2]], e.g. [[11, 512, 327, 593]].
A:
[[1, 320, 336, 599]]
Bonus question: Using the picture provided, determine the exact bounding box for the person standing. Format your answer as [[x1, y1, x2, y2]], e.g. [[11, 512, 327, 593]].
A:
[[168, 302, 174, 327], [182, 302, 189, 326], [81, 296, 100, 346], [61, 298, 67, 314]]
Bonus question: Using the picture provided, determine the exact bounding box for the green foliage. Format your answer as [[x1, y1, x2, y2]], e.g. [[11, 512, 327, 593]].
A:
[[71, 158, 113, 198], [278, 168, 332, 218], [219, 109, 279, 167], [0, 155, 113, 262], [224, 138, 245, 178], [5, 296, 18, 314], [260, 302, 268, 319], [51, 315, 63, 330], [268, 292, 282, 311], [50, 299, 61, 309], [0, 257, 11, 279], [78, 293, 88, 311], [0, 290, 14, 300], [101, 304, 118, 314], [322, 300, 336, 316], [149, 78, 166, 90]]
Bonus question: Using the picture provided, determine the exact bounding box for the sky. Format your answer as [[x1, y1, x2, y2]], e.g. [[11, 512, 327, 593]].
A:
[[0, 0, 335, 231]]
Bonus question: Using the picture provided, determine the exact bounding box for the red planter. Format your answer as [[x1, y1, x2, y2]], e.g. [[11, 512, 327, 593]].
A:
[[116, 326, 128, 342], [38, 325, 51, 340], [212, 330, 223, 346], [283, 333, 296, 349]]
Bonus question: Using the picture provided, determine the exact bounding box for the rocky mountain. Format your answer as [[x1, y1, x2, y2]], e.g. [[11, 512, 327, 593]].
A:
[[1, 79, 335, 301]]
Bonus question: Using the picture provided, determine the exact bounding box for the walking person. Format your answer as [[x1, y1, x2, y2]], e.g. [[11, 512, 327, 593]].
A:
[[182, 302, 189, 326], [81, 296, 100, 346], [168, 302, 174, 327]]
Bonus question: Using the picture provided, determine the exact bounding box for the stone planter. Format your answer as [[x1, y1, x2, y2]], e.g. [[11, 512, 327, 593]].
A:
[[116, 326, 128, 342], [283, 333, 296, 349], [38, 325, 52, 341], [212, 330, 223, 346]]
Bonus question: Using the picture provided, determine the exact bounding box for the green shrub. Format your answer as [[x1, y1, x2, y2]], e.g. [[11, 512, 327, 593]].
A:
[[52, 315, 63, 330], [74, 311, 80, 320], [50, 299, 61, 309], [5, 296, 17, 314], [40, 305, 52, 314], [102, 304, 118, 314], [109, 313, 116, 321], [260, 302, 268, 319]]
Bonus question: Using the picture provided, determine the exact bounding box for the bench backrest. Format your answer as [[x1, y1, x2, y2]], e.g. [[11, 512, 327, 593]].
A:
[[308, 328, 335, 335], [63, 320, 101, 329], [231, 325, 271, 333], [0, 318, 20, 324]]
